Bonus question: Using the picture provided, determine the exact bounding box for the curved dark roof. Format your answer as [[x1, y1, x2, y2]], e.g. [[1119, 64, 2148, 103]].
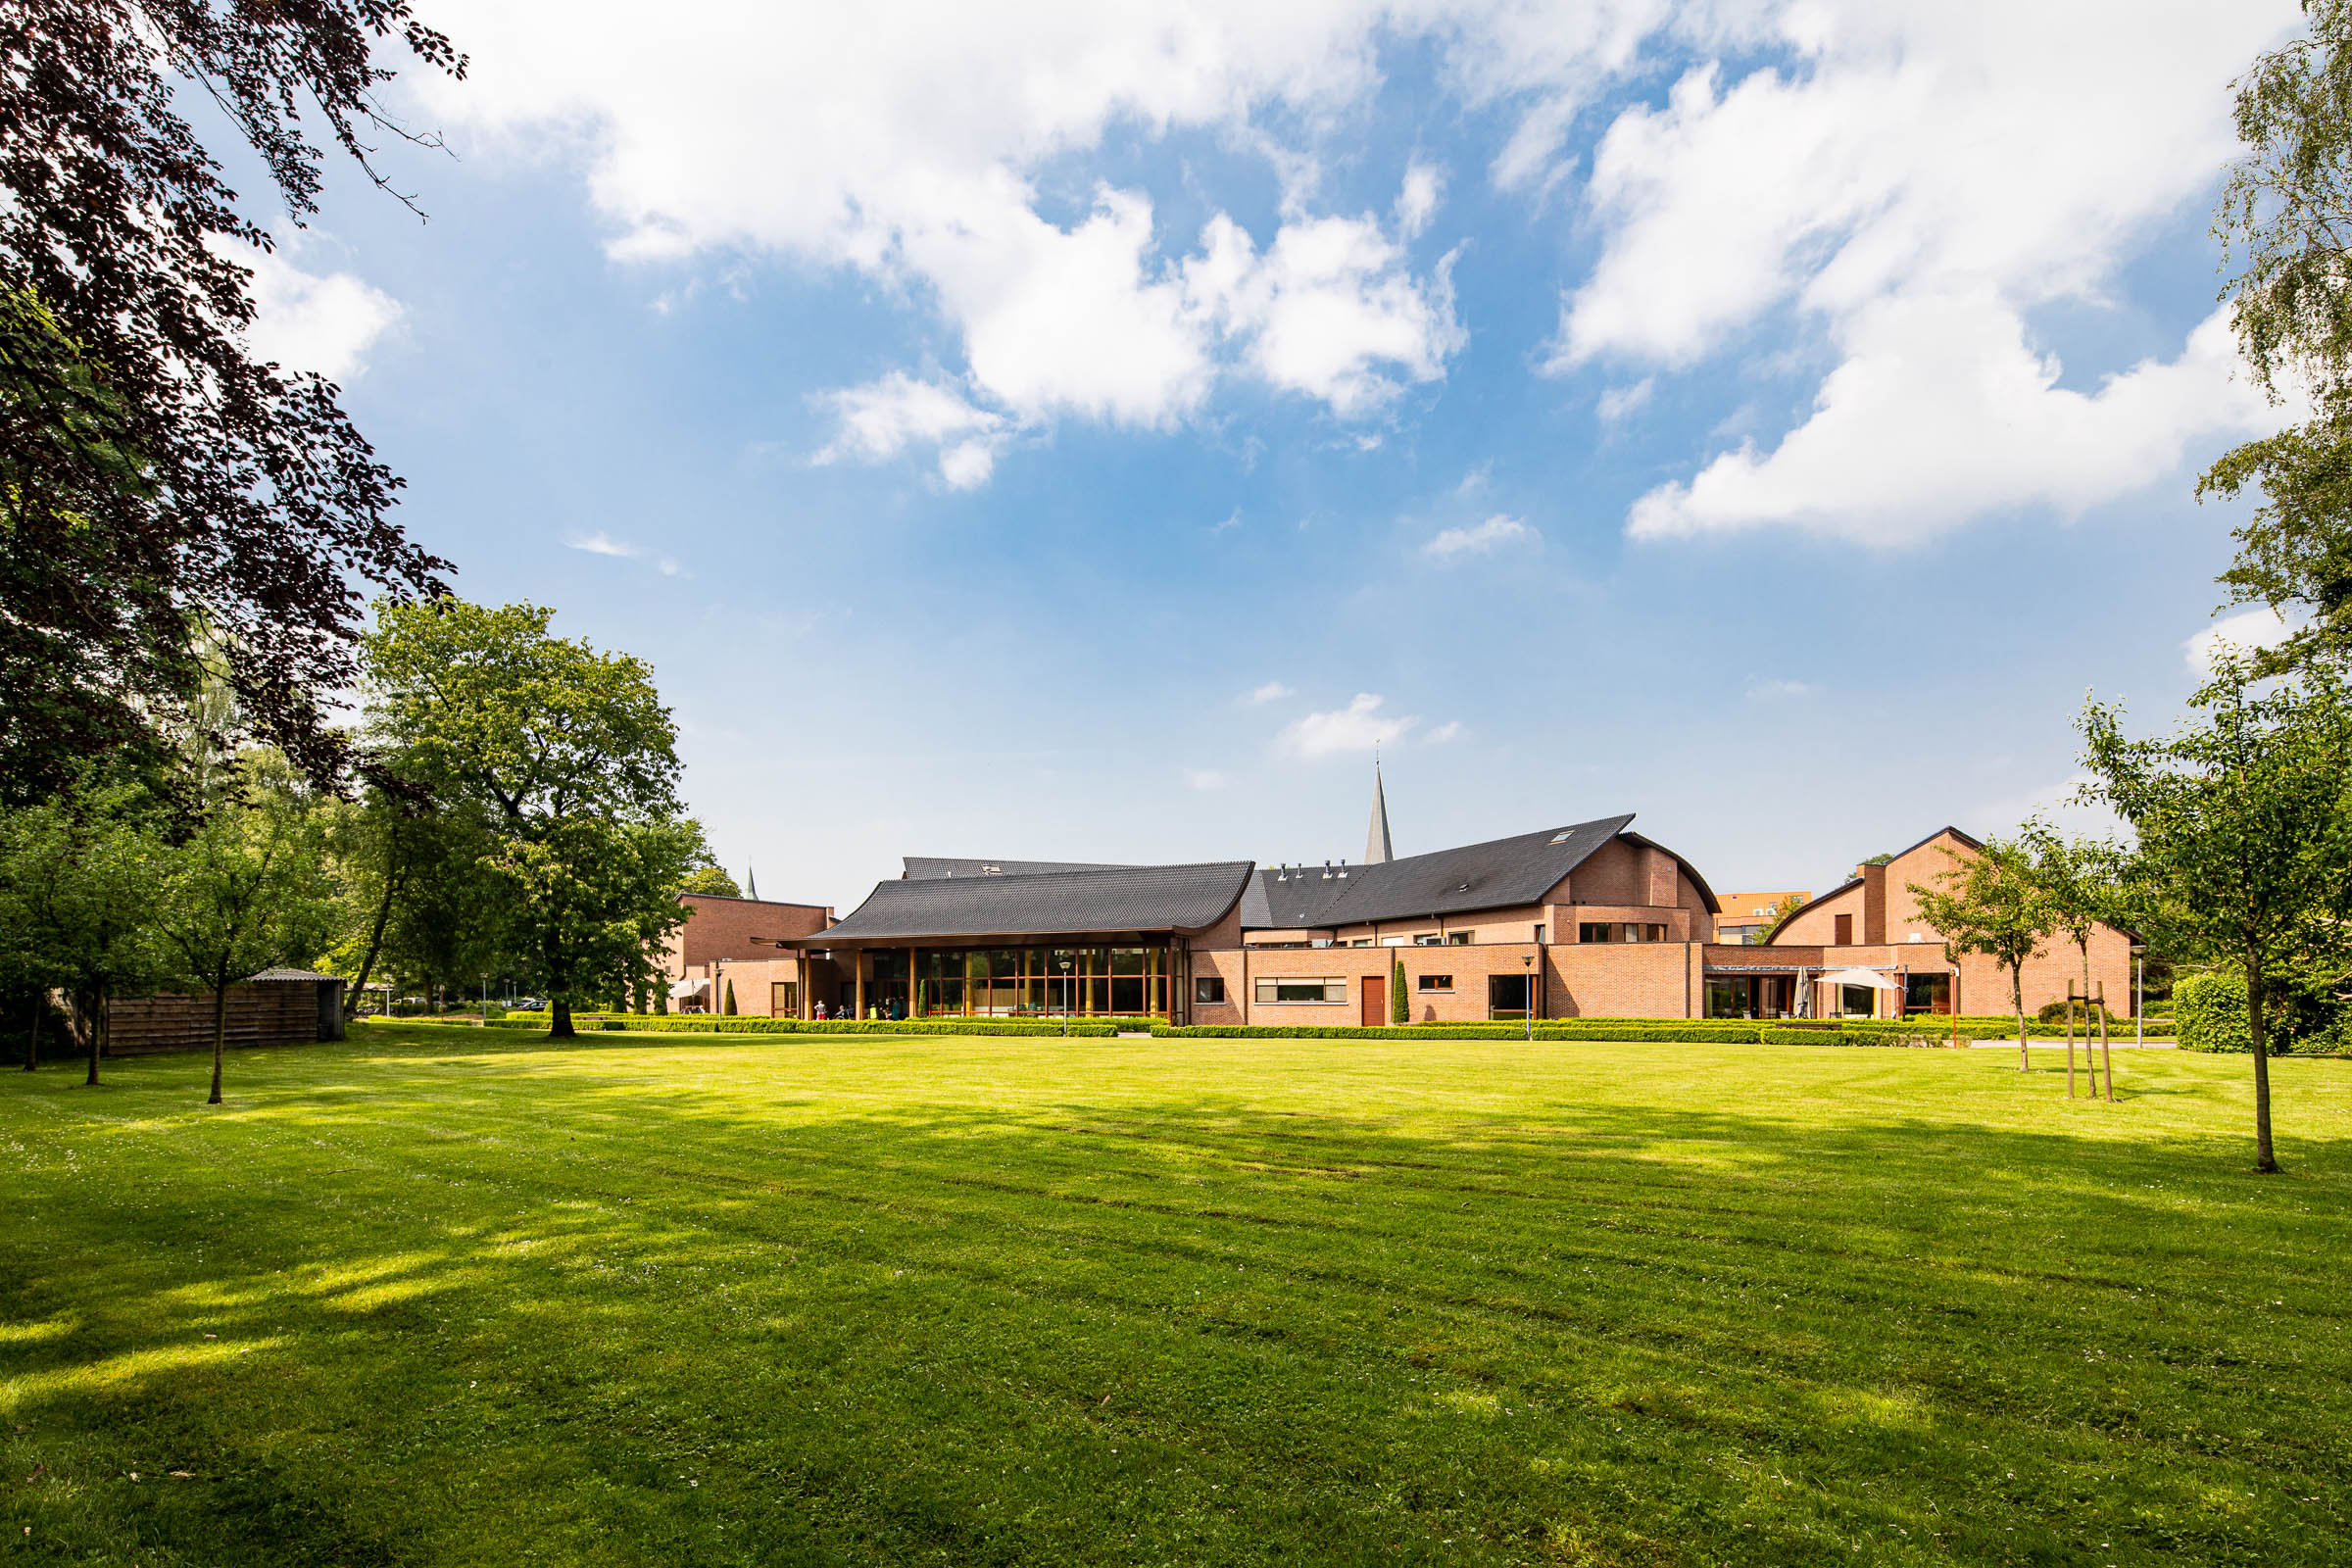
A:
[[902, 856, 1132, 880], [809, 861, 1255, 942], [1241, 813, 1717, 929]]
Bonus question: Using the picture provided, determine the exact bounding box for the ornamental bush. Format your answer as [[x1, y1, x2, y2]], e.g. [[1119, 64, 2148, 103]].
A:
[[2175, 971, 2253, 1053]]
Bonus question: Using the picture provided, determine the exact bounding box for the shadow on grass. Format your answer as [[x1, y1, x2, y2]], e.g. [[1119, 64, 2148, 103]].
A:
[[3, 1036, 2349, 1567]]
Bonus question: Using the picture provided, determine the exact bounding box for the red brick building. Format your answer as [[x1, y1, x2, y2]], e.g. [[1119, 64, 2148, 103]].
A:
[[684, 797, 2138, 1026]]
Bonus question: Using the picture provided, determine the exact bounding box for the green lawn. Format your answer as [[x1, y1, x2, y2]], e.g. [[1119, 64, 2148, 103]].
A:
[[3, 1030, 2348, 1566]]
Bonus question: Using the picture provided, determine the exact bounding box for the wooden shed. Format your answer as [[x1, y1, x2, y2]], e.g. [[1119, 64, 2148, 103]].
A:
[[107, 969, 348, 1056]]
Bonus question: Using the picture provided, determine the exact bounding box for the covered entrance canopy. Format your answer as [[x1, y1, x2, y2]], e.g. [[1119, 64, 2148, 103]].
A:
[[774, 860, 1254, 1023]]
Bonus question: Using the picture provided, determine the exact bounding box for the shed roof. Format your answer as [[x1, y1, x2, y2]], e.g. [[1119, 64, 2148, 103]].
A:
[[805, 860, 1256, 943], [247, 968, 343, 984]]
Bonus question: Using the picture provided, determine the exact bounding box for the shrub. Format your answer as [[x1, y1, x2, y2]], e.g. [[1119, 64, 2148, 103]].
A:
[[2175, 971, 2253, 1054]]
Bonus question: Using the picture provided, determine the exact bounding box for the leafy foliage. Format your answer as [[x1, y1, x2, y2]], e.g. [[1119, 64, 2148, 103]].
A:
[[2176, 970, 2255, 1054], [677, 865, 743, 899], [363, 600, 705, 1035], [1905, 837, 2056, 1068], [2077, 656, 2352, 1168], [0, 1, 463, 793]]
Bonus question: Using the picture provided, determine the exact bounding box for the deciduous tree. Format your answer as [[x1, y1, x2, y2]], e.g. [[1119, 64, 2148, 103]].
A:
[[2077, 657, 2352, 1171], [0, 2, 464, 794], [1907, 838, 2057, 1072], [363, 600, 705, 1037], [157, 767, 340, 1103]]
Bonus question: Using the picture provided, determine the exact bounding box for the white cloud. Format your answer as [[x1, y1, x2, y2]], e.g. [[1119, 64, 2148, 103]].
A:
[[1395, 159, 1445, 239], [1425, 719, 1463, 742], [565, 531, 685, 576], [2184, 607, 2301, 675], [1551, 0, 2305, 543], [1745, 677, 1818, 700], [419, 0, 1473, 473], [1244, 680, 1296, 705], [1596, 377, 1653, 423], [813, 372, 1006, 488], [236, 242, 401, 380], [1626, 301, 2278, 546], [1184, 767, 1230, 790], [1281, 693, 1417, 758], [1424, 514, 1538, 559]]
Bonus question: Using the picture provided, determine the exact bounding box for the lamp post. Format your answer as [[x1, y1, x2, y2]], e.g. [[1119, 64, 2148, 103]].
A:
[[1059, 956, 1072, 1038], [1523, 953, 1535, 1044]]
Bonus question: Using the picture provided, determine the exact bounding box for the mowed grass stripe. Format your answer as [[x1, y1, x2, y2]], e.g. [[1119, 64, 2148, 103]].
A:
[[3, 1028, 2348, 1565]]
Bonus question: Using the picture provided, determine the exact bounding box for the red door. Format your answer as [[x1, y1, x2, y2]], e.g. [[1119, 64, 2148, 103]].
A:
[[1362, 973, 1386, 1026]]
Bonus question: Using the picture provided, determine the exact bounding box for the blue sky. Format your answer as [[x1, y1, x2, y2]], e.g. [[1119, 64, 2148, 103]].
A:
[[237, 0, 2304, 910]]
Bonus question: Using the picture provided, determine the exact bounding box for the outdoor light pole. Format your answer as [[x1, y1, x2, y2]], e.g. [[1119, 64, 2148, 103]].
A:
[[1059, 957, 1072, 1038], [1523, 954, 1535, 1044]]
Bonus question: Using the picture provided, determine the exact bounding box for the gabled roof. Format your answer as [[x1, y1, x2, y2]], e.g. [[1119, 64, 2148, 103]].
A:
[[806, 861, 1255, 943], [1241, 813, 1714, 930], [902, 857, 1133, 880]]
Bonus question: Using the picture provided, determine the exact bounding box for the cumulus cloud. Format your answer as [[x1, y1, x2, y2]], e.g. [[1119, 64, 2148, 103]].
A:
[[419, 0, 1475, 480], [411, 0, 2301, 525], [1281, 693, 1417, 758], [236, 242, 401, 380], [1551, 0, 2303, 543], [814, 372, 1006, 488], [1184, 767, 1230, 790], [2184, 607, 2301, 675], [1424, 514, 1538, 559], [1244, 680, 1297, 705], [1626, 301, 2276, 545], [1425, 719, 1463, 742]]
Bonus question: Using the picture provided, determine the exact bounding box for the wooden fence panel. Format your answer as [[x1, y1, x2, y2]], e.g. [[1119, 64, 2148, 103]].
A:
[[107, 983, 326, 1055]]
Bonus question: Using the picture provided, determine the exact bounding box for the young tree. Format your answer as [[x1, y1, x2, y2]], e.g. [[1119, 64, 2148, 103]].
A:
[[2022, 823, 2125, 1099], [157, 771, 340, 1103], [2078, 657, 2352, 1172], [1390, 955, 1407, 1025], [1908, 837, 2058, 1071], [364, 600, 704, 1038], [0, 782, 175, 1084], [1756, 892, 1810, 944]]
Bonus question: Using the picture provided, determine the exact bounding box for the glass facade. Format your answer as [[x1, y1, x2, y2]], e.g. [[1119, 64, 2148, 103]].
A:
[[911, 945, 1171, 1017]]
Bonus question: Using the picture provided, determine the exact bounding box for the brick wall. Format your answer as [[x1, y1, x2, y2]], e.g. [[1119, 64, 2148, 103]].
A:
[[662, 895, 830, 980]]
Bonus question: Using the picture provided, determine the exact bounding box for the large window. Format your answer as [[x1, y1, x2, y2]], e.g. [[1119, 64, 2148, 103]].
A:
[[912, 945, 1170, 1017], [1578, 922, 1669, 943], [1417, 974, 1452, 992], [1904, 974, 1950, 1015], [1195, 976, 1225, 1004], [1488, 974, 1532, 1018], [770, 981, 798, 1015], [1254, 977, 1348, 1004], [1446, 931, 1473, 946]]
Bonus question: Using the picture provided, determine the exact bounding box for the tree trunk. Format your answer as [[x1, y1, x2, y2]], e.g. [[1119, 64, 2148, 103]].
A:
[[345, 848, 407, 1021], [2097, 985, 2114, 1103], [2012, 965, 2029, 1071], [83, 989, 100, 1086], [208, 979, 229, 1105], [2248, 951, 2277, 1173], [2065, 991, 2077, 1098], [550, 997, 575, 1039], [24, 993, 37, 1072], [2080, 942, 2097, 1099]]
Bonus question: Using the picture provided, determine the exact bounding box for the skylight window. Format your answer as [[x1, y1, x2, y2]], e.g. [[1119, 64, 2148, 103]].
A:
[[1548, 831, 1571, 844]]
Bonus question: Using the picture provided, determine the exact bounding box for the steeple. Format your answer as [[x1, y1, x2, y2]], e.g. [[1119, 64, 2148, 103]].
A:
[[1364, 760, 1394, 865], [747, 865, 759, 901]]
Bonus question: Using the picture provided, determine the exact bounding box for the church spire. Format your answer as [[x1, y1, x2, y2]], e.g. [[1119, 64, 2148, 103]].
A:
[[1364, 760, 1394, 865]]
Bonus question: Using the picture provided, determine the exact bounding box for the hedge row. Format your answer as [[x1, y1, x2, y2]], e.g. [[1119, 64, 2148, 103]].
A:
[[1150, 1021, 1767, 1043], [484, 1014, 1148, 1038]]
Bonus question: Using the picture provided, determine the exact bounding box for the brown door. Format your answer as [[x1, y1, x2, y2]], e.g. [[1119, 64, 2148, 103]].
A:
[[1361, 973, 1386, 1026], [1834, 912, 1853, 945]]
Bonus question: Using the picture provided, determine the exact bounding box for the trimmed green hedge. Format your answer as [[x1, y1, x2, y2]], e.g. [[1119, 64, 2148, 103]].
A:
[[1149, 1021, 1768, 1043], [2176, 972, 2252, 1054], [484, 1014, 1151, 1038]]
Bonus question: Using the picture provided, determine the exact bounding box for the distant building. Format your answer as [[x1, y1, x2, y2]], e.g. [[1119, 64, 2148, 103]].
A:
[[685, 780, 2138, 1025]]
